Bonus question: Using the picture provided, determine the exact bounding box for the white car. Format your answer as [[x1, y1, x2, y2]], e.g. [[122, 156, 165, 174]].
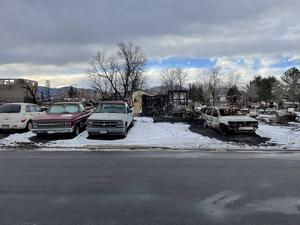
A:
[[200, 106, 258, 134], [0, 103, 44, 130], [87, 101, 134, 137]]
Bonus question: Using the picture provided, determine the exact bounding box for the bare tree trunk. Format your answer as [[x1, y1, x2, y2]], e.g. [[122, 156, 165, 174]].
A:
[[21, 80, 38, 103]]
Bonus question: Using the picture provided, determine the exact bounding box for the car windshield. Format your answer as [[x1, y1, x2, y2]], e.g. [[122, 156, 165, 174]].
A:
[[0, 104, 21, 113], [96, 103, 126, 114], [219, 108, 242, 116], [48, 104, 79, 113]]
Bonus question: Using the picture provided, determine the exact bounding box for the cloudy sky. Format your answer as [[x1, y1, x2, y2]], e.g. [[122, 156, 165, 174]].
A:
[[0, 0, 300, 88]]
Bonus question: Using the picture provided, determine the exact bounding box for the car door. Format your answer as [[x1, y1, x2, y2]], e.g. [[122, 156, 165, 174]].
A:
[[206, 108, 213, 127], [25, 105, 35, 121], [200, 107, 207, 120], [210, 108, 219, 128]]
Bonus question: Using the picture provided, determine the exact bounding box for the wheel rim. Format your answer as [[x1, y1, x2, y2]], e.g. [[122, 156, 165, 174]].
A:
[[75, 126, 80, 135], [27, 122, 33, 131]]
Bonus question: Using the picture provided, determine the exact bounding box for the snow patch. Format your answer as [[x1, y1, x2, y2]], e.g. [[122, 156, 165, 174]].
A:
[[1, 131, 35, 145], [46, 117, 234, 149], [1, 117, 300, 150], [256, 123, 300, 149]]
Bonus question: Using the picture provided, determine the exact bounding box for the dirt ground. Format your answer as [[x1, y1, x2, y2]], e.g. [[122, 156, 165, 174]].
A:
[[189, 120, 273, 147]]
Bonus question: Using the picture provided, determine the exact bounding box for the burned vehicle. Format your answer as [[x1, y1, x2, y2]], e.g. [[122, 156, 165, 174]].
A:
[[257, 108, 297, 124], [200, 106, 258, 134], [86, 101, 133, 138], [32, 102, 92, 137]]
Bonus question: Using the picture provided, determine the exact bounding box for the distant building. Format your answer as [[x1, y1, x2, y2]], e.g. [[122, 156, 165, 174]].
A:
[[0, 78, 38, 103]]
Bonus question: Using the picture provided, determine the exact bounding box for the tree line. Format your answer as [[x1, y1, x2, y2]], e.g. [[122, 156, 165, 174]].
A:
[[88, 42, 300, 106]]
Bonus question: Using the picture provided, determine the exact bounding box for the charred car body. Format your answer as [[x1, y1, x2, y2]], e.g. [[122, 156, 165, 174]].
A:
[[32, 102, 92, 136], [200, 106, 258, 134]]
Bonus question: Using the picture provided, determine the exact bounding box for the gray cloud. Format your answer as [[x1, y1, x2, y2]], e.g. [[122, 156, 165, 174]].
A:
[[0, 0, 300, 65]]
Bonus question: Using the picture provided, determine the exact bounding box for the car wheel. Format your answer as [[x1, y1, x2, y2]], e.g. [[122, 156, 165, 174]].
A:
[[129, 120, 134, 128], [73, 125, 80, 137], [203, 120, 208, 128], [122, 126, 128, 138], [26, 121, 33, 131], [220, 125, 228, 135], [37, 133, 45, 138], [88, 133, 96, 139]]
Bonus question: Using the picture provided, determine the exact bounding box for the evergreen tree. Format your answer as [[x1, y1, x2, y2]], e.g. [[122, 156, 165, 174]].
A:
[[227, 85, 240, 105], [188, 83, 205, 103], [281, 67, 300, 104], [247, 76, 281, 102]]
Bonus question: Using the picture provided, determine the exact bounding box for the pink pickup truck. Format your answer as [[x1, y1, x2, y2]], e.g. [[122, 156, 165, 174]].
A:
[[32, 102, 92, 137]]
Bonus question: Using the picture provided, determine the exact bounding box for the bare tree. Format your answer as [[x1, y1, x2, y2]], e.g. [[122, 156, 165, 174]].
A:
[[246, 81, 258, 102], [88, 42, 147, 100], [225, 72, 241, 90], [199, 66, 222, 105], [21, 79, 38, 103], [161, 67, 188, 92], [89, 64, 114, 98]]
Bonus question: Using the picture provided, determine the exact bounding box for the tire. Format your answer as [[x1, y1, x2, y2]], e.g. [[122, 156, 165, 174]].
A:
[[88, 133, 96, 139], [122, 125, 128, 138], [26, 121, 33, 131], [220, 124, 228, 136], [37, 133, 45, 138], [129, 120, 134, 128], [73, 124, 80, 137]]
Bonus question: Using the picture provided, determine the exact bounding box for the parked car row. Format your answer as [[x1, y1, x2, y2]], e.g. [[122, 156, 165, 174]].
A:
[[3, 101, 293, 138], [0, 101, 134, 138]]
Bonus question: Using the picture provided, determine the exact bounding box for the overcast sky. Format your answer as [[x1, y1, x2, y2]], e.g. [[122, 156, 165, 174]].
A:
[[0, 0, 300, 87]]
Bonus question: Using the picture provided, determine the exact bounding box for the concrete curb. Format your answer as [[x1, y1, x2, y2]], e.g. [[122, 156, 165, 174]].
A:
[[1, 143, 300, 152]]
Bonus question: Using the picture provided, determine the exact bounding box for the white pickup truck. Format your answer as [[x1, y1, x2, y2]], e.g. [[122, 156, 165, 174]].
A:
[[200, 106, 258, 134], [86, 101, 134, 137]]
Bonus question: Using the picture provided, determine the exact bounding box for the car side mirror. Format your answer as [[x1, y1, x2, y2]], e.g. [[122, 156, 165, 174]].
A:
[[128, 109, 133, 114]]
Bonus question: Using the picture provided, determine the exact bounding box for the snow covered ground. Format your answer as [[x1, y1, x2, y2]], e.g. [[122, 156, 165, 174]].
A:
[[1, 117, 300, 150], [257, 123, 300, 149]]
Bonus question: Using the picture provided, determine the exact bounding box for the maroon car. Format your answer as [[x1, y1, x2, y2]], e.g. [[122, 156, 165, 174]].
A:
[[32, 102, 92, 137]]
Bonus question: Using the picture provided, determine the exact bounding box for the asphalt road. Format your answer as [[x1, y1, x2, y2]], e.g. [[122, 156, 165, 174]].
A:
[[1, 151, 300, 225]]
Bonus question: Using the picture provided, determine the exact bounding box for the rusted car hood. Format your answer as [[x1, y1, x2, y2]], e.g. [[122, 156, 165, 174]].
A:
[[33, 113, 84, 121]]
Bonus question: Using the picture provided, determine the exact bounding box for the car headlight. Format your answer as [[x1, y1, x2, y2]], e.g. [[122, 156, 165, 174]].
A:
[[87, 120, 93, 126], [65, 120, 72, 127], [116, 121, 124, 128]]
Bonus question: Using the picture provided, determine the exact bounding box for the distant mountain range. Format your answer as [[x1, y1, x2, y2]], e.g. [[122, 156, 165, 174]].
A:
[[37, 86, 96, 99], [37, 85, 187, 100]]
